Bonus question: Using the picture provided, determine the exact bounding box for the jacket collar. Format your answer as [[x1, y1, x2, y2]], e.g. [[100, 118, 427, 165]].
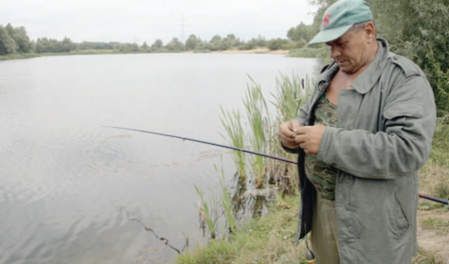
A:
[[351, 38, 389, 94], [319, 38, 389, 94]]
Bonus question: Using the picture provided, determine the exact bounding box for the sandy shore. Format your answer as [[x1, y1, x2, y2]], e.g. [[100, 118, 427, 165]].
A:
[[213, 48, 289, 55]]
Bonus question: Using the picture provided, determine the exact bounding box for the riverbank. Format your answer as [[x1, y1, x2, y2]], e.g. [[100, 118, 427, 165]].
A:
[[177, 195, 310, 264], [177, 196, 449, 264], [0, 48, 293, 62], [0, 53, 40, 61], [213, 48, 289, 55], [0, 50, 135, 61], [176, 117, 449, 264]]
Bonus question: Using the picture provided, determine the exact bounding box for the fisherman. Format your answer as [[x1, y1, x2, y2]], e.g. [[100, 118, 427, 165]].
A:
[[279, 0, 436, 263]]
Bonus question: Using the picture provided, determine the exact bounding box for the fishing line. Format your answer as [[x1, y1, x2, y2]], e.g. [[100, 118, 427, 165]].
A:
[[105, 126, 449, 206]]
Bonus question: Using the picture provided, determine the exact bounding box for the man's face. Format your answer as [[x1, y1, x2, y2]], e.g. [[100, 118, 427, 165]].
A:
[[326, 25, 370, 74]]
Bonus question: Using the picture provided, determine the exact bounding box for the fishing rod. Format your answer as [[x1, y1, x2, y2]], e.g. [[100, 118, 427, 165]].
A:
[[106, 126, 448, 206], [419, 193, 448, 205], [105, 126, 296, 164]]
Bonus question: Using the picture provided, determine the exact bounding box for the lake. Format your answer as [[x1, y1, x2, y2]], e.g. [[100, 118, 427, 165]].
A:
[[0, 53, 318, 264]]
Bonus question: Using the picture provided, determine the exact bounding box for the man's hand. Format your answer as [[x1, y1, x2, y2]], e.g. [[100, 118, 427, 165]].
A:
[[279, 119, 302, 149], [294, 124, 325, 155]]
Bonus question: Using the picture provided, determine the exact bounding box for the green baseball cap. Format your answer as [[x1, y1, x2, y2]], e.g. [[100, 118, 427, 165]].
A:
[[308, 0, 373, 45]]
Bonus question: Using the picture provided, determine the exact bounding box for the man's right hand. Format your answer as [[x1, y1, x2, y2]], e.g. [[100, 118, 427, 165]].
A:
[[278, 119, 302, 149]]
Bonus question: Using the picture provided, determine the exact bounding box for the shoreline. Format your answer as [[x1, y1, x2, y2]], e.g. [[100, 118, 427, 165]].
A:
[[0, 48, 291, 62]]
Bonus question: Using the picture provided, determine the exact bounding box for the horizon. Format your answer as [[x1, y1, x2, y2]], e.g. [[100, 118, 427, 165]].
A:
[[1, 0, 317, 44]]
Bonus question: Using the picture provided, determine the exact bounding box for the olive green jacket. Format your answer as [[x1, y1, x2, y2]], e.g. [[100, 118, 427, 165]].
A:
[[289, 39, 436, 263]]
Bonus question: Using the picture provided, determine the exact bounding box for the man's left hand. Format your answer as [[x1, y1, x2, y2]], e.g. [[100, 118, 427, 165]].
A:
[[294, 124, 326, 155]]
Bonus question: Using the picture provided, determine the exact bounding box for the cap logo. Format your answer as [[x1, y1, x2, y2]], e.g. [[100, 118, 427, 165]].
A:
[[322, 13, 331, 28]]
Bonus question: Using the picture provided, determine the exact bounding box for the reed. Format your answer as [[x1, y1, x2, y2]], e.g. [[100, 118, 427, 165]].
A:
[[243, 77, 271, 217], [220, 74, 313, 216], [243, 77, 269, 187], [269, 74, 314, 195], [271, 74, 313, 123], [216, 165, 237, 235], [194, 185, 217, 239], [219, 108, 247, 212]]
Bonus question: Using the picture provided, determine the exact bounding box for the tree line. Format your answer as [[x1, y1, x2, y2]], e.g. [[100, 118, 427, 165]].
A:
[[0, 23, 304, 55]]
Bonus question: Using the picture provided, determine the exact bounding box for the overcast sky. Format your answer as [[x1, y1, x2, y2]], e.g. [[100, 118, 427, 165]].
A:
[[1, 0, 317, 44]]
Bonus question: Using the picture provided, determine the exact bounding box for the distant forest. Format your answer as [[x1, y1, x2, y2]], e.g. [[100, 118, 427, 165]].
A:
[[0, 22, 313, 55]]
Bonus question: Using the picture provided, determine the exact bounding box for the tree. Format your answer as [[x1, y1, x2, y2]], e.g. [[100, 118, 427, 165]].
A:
[[78, 41, 114, 50], [368, 0, 449, 115], [117, 43, 139, 53], [61, 37, 76, 52], [35, 38, 48, 53], [4, 23, 31, 53], [239, 36, 268, 50], [287, 22, 314, 46], [208, 35, 224, 51], [165, 38, 184, 51], [222, 34, 240, 50], [267, 38, 291, 50], [150, 39, 164, 51], [11, 26, 32, 53], [141, 41, 149, 52], [0, 25, 17, 54], [185, 34, 202, 50]]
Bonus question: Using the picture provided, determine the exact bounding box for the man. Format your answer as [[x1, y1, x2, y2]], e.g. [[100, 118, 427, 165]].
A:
[[279, 0, 436, 263]]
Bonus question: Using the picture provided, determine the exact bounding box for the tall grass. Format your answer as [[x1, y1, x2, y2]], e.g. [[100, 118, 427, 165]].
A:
[[176, 195, 309, 264], [271, 74, 313, 123], [243, 77, 271, 217], [243, 77, 270, 187], [219, 108, 247, 213], [269, 74, 313, 196], [219, 73, 312, 217], [194, 185, 217, 239], [420, 115, 449, 200], [429, 115, 449, 167], [216, 165, 237, 235]]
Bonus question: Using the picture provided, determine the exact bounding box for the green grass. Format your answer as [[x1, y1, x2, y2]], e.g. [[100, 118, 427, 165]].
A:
[[219, 108, 248, 214], [288, 46, 329, 59], [413, 247, 442, 264], [419, 115, 449, 199], [177, 195, 310, 264], [195, 185, 217, 240], [0, 49, 151, 61], [0, 53, 40, 61], [422, 218, 449, 234], [429, 116, 449, 167], [243, 78, 269, 188], [220, 108, 246, 183], [217, 166, 237, 234]]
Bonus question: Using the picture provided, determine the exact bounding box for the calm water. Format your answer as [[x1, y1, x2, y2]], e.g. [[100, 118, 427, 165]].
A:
[[0, 53, 318, 264]]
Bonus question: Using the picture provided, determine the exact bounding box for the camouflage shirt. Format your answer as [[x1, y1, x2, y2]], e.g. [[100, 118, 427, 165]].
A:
[[304, 94, 339, 200]]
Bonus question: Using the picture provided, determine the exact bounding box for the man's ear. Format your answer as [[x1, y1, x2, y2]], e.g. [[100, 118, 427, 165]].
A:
[[364, 22, 376, 43]]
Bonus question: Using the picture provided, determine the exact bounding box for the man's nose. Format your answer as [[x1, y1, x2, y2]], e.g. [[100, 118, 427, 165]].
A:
[[330, 46, 341, 60]]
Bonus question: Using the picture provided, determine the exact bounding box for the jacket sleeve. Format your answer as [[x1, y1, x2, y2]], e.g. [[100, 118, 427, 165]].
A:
[[317, 75, 436, 180]]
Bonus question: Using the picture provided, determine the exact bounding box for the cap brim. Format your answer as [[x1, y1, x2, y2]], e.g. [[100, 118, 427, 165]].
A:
[[308, 25, 352, 46]]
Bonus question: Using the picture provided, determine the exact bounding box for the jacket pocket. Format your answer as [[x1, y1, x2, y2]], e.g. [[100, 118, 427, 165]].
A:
[[387, 192, 410, 239]]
